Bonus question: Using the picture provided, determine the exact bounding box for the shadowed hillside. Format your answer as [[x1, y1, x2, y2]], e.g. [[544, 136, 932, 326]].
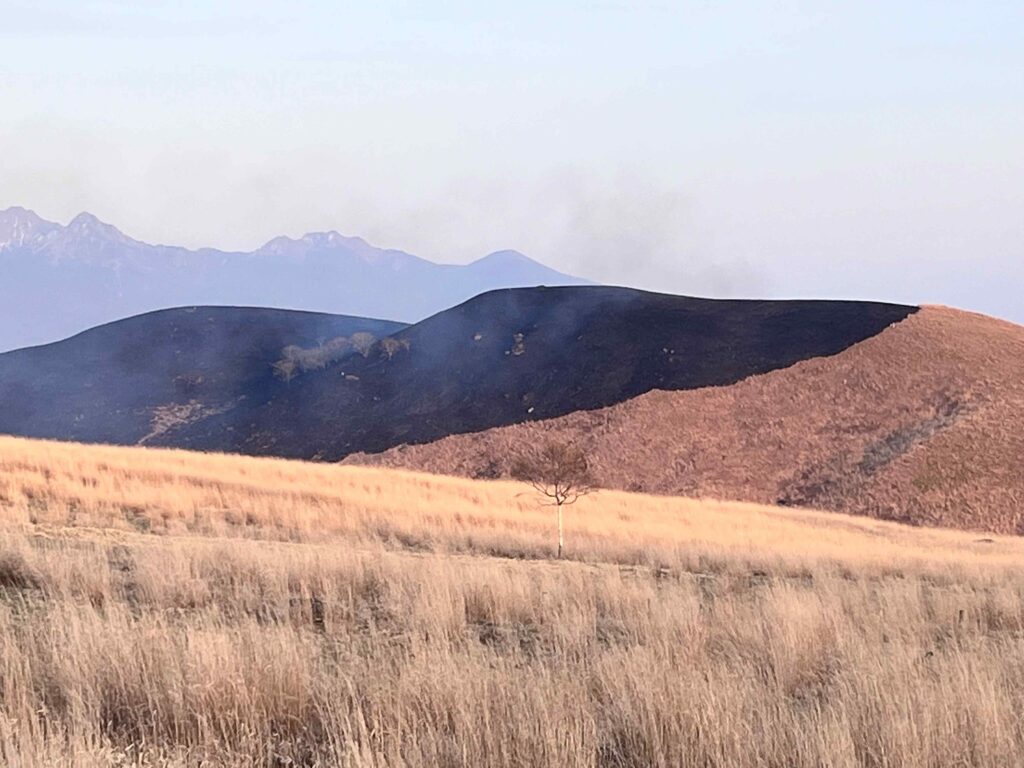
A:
[[0, 306, 405, 445], [165, 287, 917, 458], [352, 306, 1024, 534], [0, 286, 915, 457]]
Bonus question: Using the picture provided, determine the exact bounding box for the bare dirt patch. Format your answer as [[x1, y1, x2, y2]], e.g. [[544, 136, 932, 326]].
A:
[[138, 400, 234, 445]]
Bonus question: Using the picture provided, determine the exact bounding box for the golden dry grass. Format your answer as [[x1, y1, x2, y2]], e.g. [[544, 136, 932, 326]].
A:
[[2, 434, 1021, 573], [3, 435, 1024, 766]]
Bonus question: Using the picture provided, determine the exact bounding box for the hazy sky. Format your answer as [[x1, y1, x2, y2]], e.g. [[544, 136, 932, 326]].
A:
[[2, 1, 1022, 321]]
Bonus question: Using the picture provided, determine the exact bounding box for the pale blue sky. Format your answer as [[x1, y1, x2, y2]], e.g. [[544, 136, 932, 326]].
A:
[[2, 1, 1022, 320]]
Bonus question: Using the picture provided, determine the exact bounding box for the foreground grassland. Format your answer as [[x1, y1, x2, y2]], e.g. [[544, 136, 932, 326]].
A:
[[3, 437, 1024, 766]]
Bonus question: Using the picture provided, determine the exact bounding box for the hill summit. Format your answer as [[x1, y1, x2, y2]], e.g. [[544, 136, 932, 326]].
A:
[[353, 304, 1024, 535], [0, 286, 914, 460]]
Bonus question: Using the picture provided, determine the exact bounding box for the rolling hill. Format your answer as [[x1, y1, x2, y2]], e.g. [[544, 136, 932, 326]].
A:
[[0, 206, 586, 351], [0, 286, 915, 459], [352, 305, 1024, 534], [0, 306, 404, 446], [8, 285, 1018, 534]]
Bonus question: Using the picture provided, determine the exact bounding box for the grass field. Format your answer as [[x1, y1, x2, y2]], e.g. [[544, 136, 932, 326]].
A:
[[3, 436, 1024, 766]]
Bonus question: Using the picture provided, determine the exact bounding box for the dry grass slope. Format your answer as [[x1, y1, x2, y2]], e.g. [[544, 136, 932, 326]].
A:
[[352, 306, 1024, 534], [3, 436, 1024, 766]]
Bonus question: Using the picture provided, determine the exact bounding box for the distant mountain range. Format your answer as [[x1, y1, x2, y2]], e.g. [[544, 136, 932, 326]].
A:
[[0, 206, 587, 352]]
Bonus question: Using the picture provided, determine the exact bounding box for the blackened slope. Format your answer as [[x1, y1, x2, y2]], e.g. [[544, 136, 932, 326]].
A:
[[171, 287, 917, 459], [0, 307, 406, 445]]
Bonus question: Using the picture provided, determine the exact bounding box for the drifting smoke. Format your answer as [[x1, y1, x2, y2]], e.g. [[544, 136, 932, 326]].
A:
[[315, 169, 770, 299], [531, 170, 768, 298]]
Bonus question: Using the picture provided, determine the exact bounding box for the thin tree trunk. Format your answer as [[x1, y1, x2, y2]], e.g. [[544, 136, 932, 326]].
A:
[[557, 503, 564, 558]]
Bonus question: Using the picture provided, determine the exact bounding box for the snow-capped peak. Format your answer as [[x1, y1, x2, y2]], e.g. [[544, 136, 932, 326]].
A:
[[64, 211, 131, 242], [252, 230, 429, 271], [0, 207, 60, 250], [0, 207, 140, 256], [68, 211, 102, 229]]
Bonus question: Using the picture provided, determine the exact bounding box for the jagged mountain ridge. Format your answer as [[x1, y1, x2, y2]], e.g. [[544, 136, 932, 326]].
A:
[[0, 206, 587, 351]]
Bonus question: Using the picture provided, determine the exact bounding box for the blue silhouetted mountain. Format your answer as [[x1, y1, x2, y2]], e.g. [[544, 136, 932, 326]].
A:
[[0, 206, 588, 352]]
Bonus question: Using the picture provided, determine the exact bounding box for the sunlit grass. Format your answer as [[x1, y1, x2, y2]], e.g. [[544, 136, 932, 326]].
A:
[[2, 435, 1024, 766]]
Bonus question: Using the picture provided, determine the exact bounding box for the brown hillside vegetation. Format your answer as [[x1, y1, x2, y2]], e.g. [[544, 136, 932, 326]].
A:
[[5, 437, 1024, 765], [351, 306, 1024, 534]]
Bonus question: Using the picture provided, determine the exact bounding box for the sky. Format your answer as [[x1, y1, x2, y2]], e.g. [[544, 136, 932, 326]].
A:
[[2, 1, 1022, 321]]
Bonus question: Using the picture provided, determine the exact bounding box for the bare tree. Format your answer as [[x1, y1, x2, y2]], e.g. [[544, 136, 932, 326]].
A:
[[272, 358, 298, 382], [512, 442, 594, 558], [379, 336, 411, 360], [350, 332, 377, 357]]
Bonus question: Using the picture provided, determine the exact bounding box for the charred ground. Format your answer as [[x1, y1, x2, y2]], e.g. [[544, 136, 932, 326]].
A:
[[0, 286, 916, 458], [0, 306, 405, 445]]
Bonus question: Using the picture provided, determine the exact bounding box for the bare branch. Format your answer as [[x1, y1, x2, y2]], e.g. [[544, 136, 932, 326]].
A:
[[511, 441, 595, 556]]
